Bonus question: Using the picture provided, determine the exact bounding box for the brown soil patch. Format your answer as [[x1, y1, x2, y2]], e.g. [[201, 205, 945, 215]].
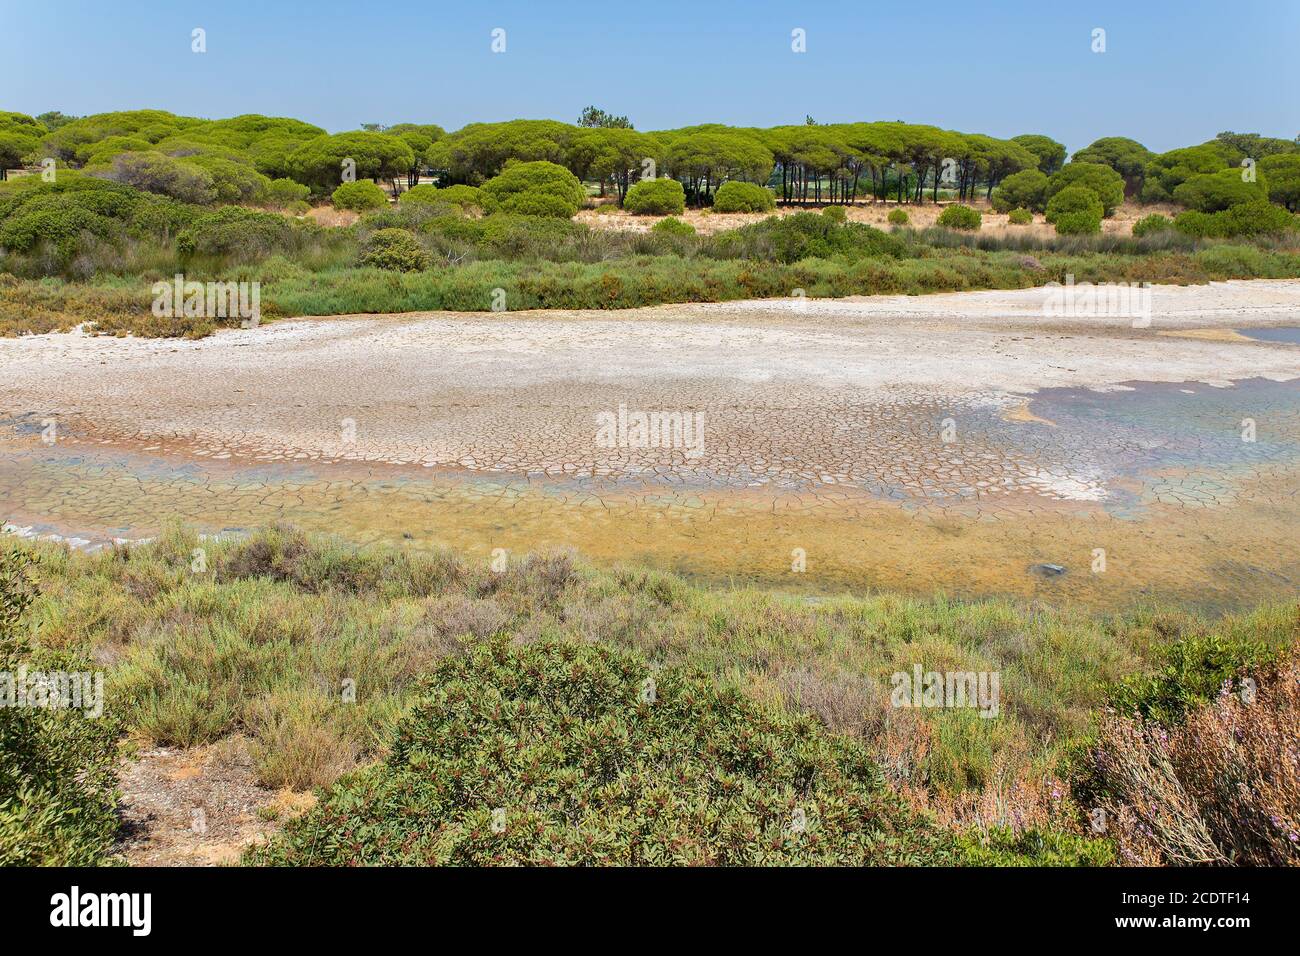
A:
[[115, 741, 313, 866]]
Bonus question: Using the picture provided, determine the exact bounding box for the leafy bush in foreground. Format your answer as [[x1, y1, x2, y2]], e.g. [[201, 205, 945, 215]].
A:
[[936, 204, 981, 231], [0, 549, 121, 865], [1175, 200, 1297, 239], [712, 180, 776, 213], [332, 179, 389, 212], [248, 639, 958, 865], [887, 208, 909, 225], [1007, 208, 1033, 225], [622, 177, 686, 215]]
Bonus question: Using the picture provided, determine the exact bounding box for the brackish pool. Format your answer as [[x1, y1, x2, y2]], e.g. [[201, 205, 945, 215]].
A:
[[3, 378, 1298, 613]]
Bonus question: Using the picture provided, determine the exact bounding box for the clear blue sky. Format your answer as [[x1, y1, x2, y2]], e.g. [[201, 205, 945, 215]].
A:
[[2, 0, 1296, 153]]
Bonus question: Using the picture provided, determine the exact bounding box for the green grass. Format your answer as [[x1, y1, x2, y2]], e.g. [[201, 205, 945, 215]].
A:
[[14, 524, 1297, 832]]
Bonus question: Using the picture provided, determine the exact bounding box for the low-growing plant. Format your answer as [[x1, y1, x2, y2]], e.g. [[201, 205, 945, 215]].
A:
[[1131, 213, 1172, 238], [936, 204, 981, 231], [887, 209, 910, 226], [651, 216, 695, 237], [1007, 208, 1033, 225], [821, 205, 847, 223], [247, 638, 960, 865], [359, 227, 432, 272]]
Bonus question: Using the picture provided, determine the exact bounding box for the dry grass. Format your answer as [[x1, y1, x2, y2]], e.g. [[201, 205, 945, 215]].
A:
[[1086, 650, 1300, 865]]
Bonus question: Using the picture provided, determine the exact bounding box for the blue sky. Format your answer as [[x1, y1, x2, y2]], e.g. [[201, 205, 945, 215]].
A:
[[2, 0, 1296, 153]]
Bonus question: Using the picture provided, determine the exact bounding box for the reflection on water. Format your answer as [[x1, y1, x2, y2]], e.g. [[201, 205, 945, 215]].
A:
[[2, 378, 1298, 613]]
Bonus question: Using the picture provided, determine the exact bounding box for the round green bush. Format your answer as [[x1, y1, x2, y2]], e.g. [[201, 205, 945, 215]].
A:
[[712, 180, 776, 213], [1131, 213, 1172, 238], [245, 639, 957, 866], [887, 208, 910, 226], [991, 169, 1049, 213], [480, 160, 585, 218], [650, 216, 696, 237], [401, 183, 482, 210], [266, 177, 310, 208], [1006, 207, 1033, 225], [1045, 185, 1104, 225], [359, 227, 431, 272], [1173, 209, 1219, 238], [821, 205, 847, 223], [936, 204, 981, 231], [1045, 163, 1125, 216], [332, 179, 389, 212], [623, 177, 686, 215], [1053, 210, 1103, 235]]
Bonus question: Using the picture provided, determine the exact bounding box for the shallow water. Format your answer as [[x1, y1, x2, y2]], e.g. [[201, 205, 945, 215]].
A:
[[3, 376, 1298, 613], [1239, 326, 1300, 344]]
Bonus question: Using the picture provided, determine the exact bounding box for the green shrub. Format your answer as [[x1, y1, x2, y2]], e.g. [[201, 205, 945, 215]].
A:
[[247, 639, 958, 866], [936, 204, 982, 231], [651, 216, 696, 237], [480, 160, 586, 218], [1007, 208, 1033, 225], [956, 827, 1116, 867], [623, 177, 686, 215], [1109, 631, 1281, 727], [991, 169, 1049, 213], [821, 205, 847, 223], [1172, 169, 1269, 213], [401, 183, 482, 210], [179, 153, 271, 205], [1213, 200, 1298, 237], [1173, 209, 1219, 238], [712, 181, 776, 213], [177, 205, 319, 258], [102, 151, 218, 204], [1046, 163, 1126, 216], [0, 177, 147, 262], [331, 179, 389, 212], [1046, 186, 1104, 235], [359, 228, 431, 272], [705, 211, 905, 264], [1131, 213, 1172, 237], [887, 208, 909, 226], [265, 177, 311, 208], [1173, 201, 1298, 239], [0, 549, 122, 865]]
